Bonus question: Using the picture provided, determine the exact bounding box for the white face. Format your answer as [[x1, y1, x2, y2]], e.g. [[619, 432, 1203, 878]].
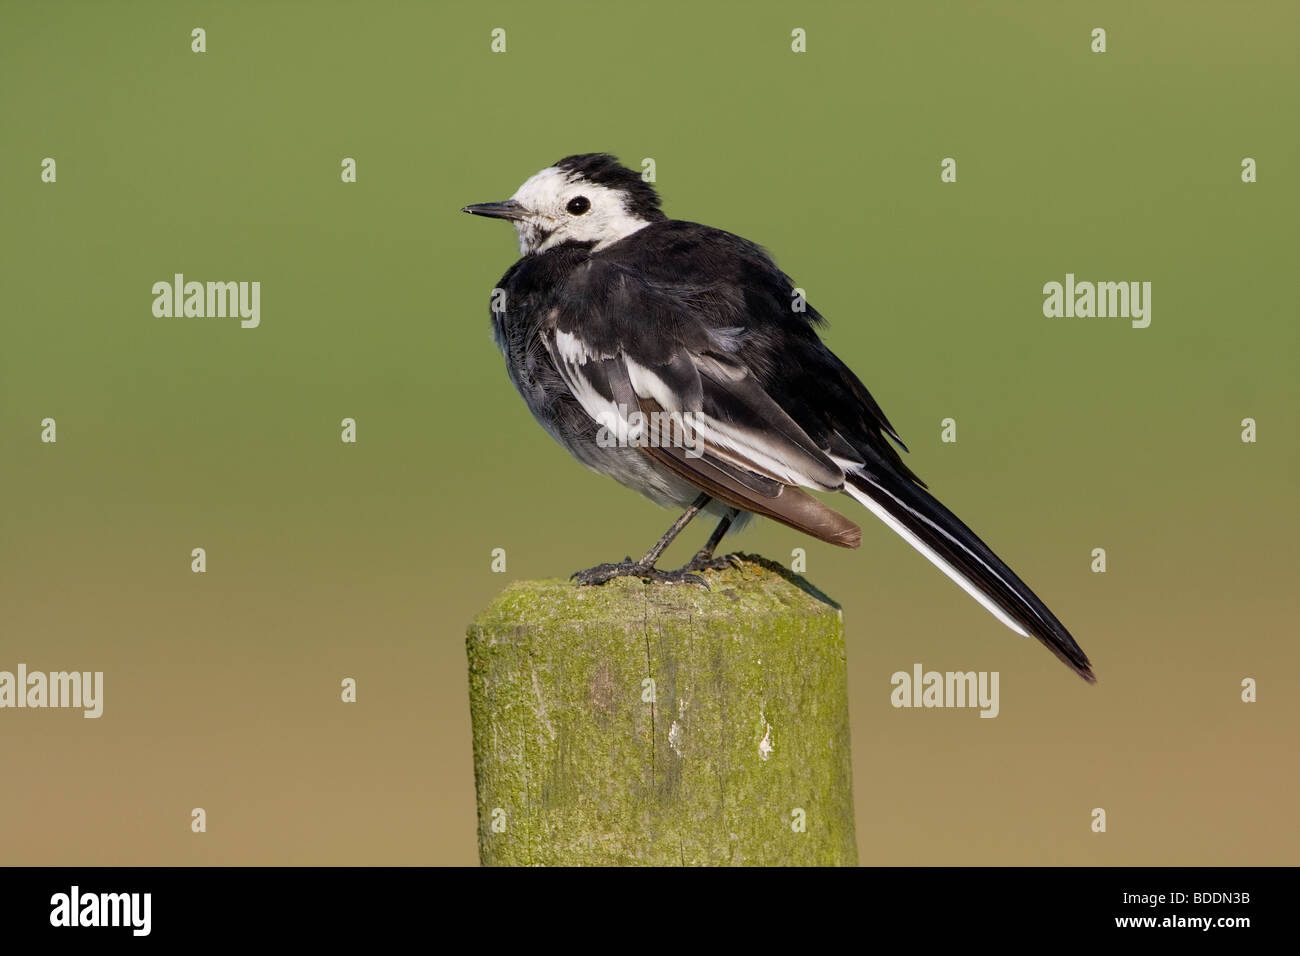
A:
[[509, 166, 652, 256]]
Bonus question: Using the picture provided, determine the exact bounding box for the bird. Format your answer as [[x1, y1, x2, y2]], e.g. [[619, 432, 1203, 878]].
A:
[[463, 153, 1095, 683]]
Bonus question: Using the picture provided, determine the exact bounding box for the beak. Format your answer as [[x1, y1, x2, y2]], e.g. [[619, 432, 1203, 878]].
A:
[[461, 200, 527, 222]]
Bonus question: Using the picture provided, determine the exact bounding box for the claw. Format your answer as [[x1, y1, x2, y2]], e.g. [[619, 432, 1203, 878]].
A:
[[681, 551, 742, 574], [571, 559, 710, 588]]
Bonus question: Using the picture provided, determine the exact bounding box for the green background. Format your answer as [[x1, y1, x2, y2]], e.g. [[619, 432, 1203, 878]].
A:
[[1, 0, 1296, 865]]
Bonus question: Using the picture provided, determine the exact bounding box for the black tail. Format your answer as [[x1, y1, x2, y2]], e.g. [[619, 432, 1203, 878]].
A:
[[843, 467, 1095, 683]]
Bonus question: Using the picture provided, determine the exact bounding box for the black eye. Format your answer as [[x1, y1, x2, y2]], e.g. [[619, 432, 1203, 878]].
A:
[[566, 196, 591, 215]]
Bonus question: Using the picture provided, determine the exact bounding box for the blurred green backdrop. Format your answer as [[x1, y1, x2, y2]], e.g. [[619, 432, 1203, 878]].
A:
[[1, 0, 1296, 865]]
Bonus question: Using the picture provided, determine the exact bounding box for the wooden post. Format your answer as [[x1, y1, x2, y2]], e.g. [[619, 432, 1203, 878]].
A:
[[466, 555, 857, 866]]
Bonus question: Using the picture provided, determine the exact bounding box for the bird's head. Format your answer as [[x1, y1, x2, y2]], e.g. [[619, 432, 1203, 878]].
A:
[[463, 153, 666, 256]]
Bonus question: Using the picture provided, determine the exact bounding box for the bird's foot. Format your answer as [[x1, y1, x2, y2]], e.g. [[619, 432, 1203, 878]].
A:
[[571, 558, 707, 587], [680, 551, 744, 574]]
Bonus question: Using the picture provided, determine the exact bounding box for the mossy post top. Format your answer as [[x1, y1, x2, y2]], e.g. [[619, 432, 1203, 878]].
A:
[[470, 554, 842, 635]]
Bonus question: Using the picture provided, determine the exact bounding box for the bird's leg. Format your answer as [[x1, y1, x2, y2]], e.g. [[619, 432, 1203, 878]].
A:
[[680, 507, 743, 573], [572, 494, 714, 586]]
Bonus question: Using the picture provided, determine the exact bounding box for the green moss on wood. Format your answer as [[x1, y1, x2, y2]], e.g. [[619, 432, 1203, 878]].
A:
[[466, 554, 857, 866]]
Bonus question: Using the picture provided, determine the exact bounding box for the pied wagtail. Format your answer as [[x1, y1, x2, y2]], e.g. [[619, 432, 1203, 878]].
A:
[[464, 154, 1094, 682]]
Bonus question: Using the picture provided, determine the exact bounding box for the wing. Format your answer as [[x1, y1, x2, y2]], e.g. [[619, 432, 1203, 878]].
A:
[[540, 255, 862, 548]]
